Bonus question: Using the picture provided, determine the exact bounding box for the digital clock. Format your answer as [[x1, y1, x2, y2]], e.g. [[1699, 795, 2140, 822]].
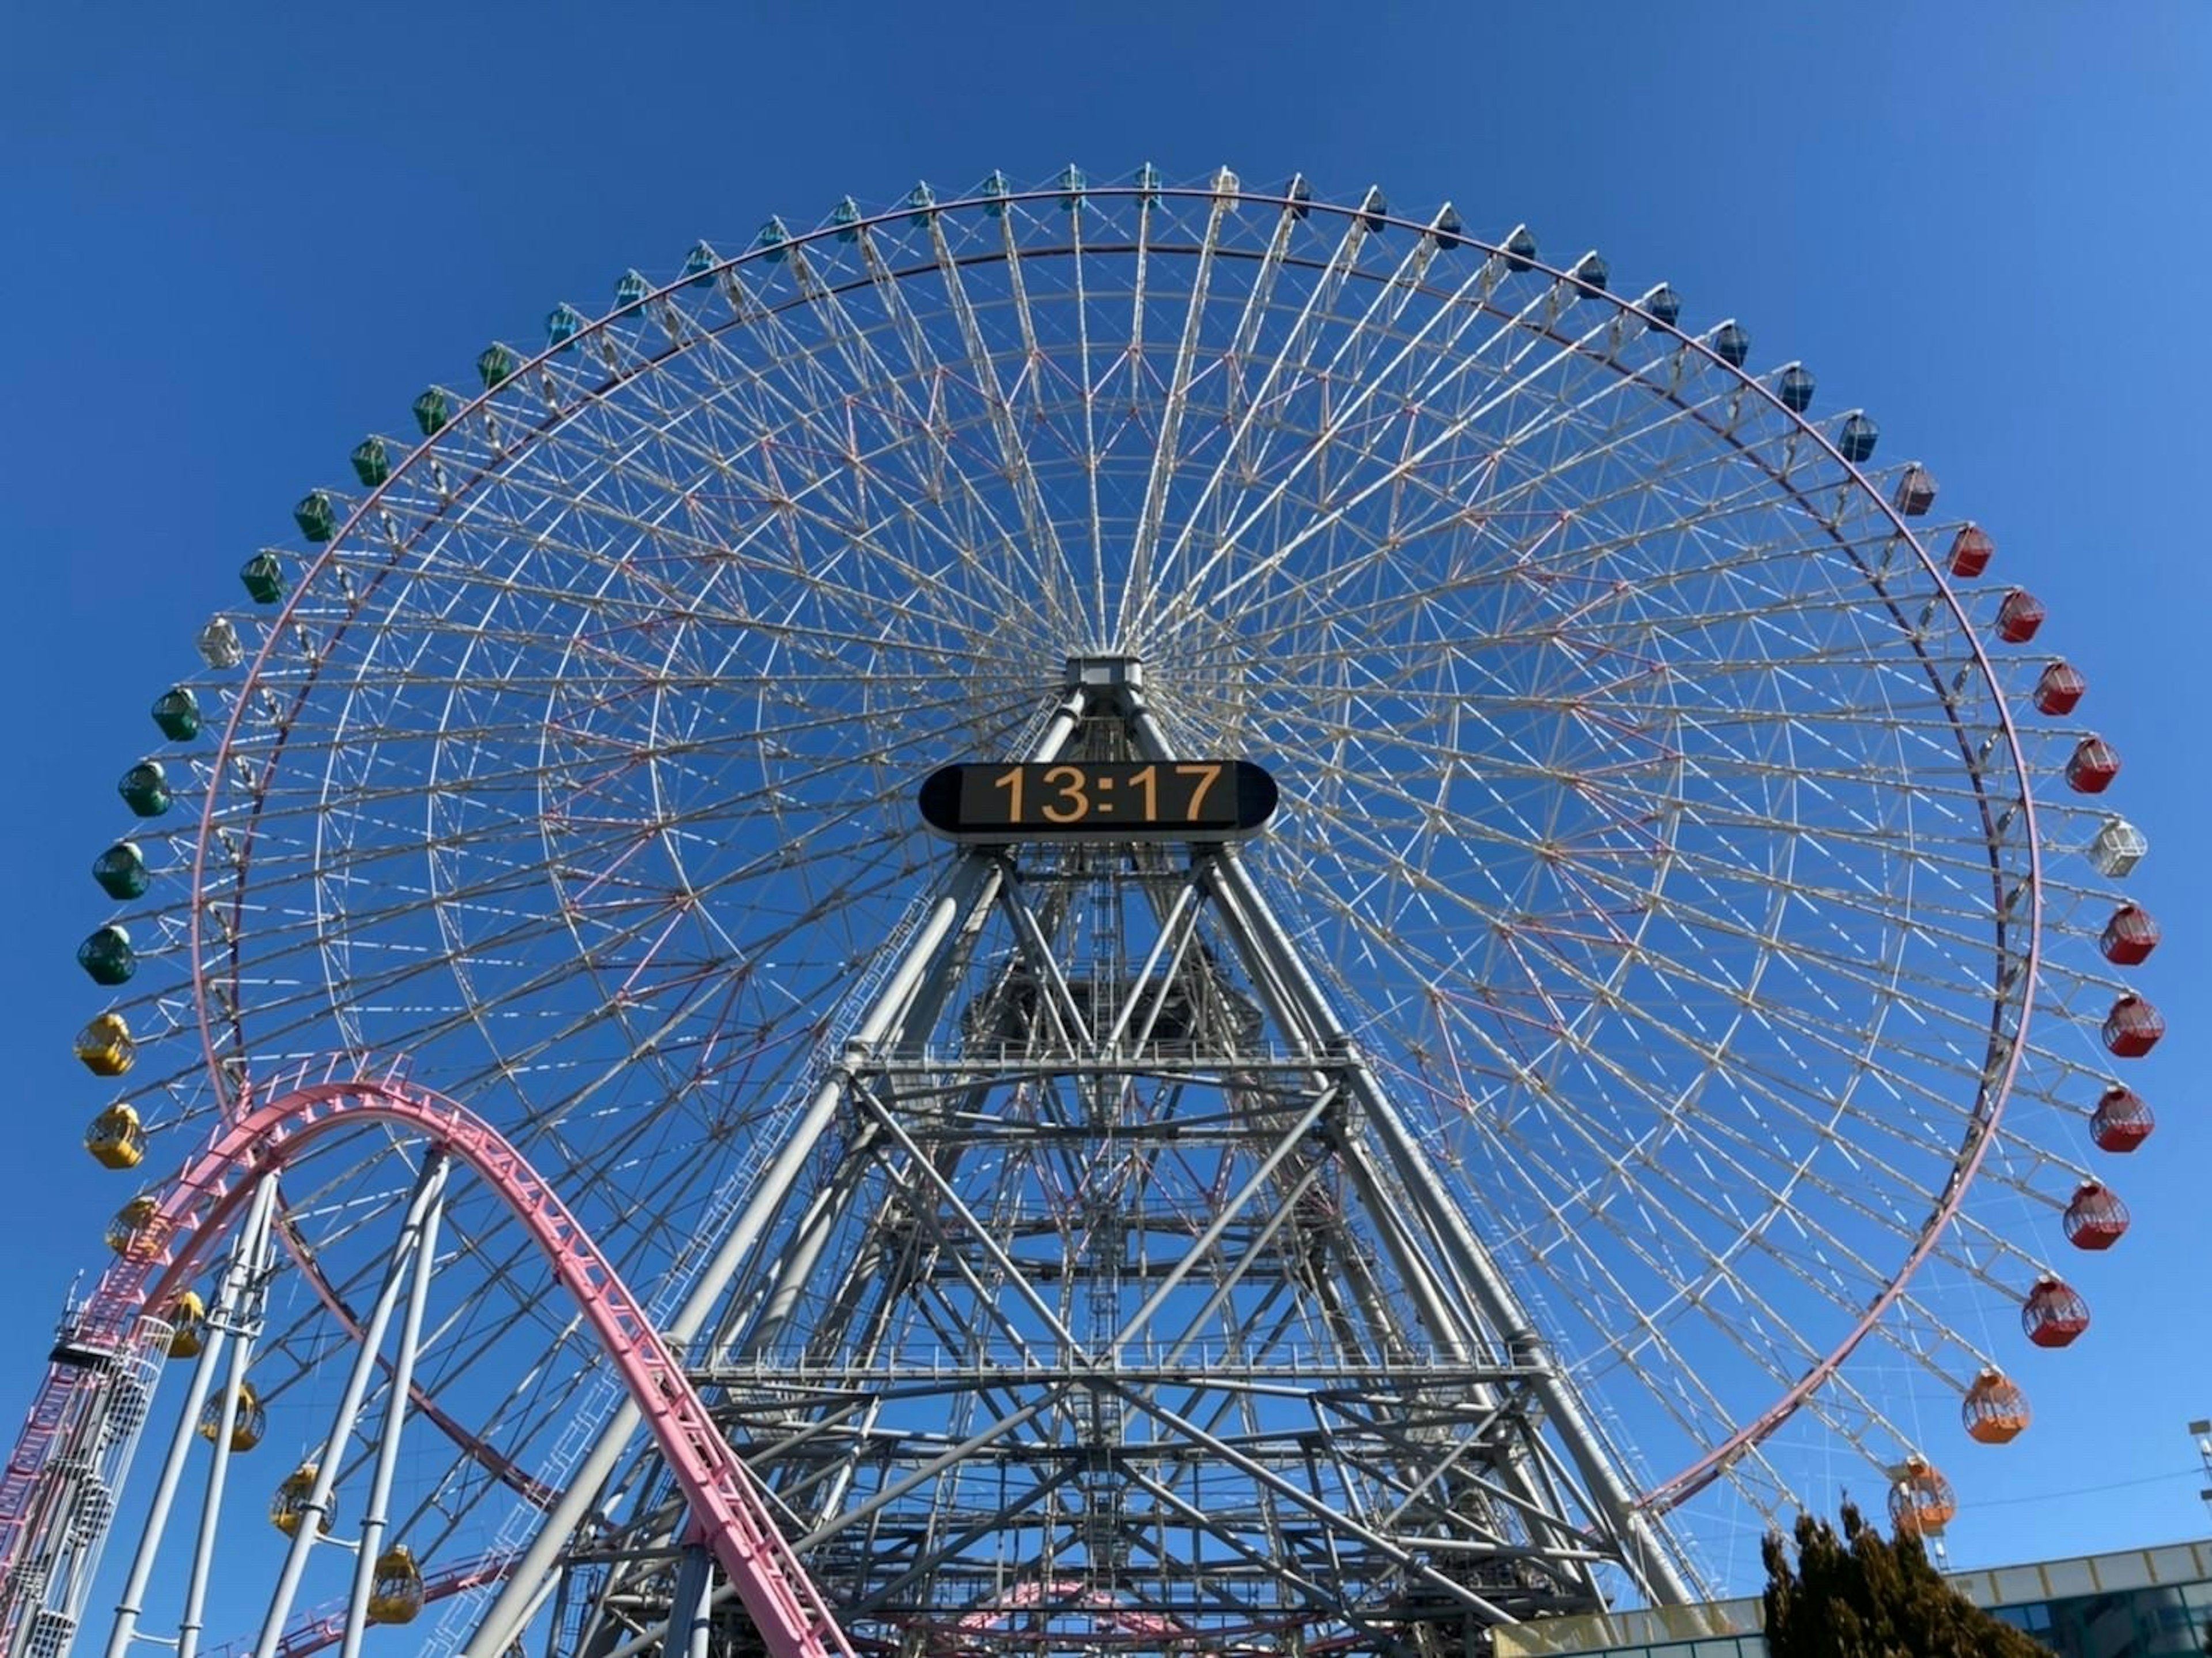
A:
[[917, 760, 1278, 841]]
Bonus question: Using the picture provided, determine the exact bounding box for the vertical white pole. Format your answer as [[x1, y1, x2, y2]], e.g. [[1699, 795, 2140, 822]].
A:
[[176, 1175, 281, 1658], [339, 1156, 449, 1658], [254, 1156, 450, 1658]]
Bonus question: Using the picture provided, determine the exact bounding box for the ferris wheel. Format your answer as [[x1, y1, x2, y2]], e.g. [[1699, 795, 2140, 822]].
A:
[[0, 166, 2165, 1658]]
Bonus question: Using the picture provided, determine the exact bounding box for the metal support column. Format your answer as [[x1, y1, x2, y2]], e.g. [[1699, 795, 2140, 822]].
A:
[[339, 1155, 450, 1658], [461, 691, 1093, 1657], [1125, 694, 1699, 1607], [104, 1174, 281, 1657], [255, 1155, 452, 1658], [175, 1175, 282, 1658]]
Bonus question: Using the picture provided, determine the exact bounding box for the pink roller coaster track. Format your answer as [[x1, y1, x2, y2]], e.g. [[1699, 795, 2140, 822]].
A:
[[0, 1075, 854, 1658]]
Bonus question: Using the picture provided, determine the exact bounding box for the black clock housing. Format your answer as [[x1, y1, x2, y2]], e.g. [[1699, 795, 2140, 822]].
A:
[[918, 760, 1278, 841]]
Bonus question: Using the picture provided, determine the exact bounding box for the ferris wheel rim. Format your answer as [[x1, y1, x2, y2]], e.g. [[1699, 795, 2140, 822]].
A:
[[80, 169, 2116, 1599]]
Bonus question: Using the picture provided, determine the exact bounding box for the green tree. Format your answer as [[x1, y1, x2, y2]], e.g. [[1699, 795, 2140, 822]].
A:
[[1760, 1503, 2051, 1657]]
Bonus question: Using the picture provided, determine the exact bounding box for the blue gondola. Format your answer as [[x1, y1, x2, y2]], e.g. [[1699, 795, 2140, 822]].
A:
[[545, 304, 585, 352]]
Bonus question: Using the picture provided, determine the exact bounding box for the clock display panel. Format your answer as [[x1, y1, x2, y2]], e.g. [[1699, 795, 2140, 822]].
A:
[[918, 761, 1278, 841]]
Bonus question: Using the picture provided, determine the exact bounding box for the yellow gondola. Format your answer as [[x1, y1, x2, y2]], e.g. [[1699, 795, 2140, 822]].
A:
[[74, 1012, 135, 1077], [86, 1104, 146, 1171], [367, 1545, 424, 1625], [196, 1380, 264, 1452], [104, 1192, 162, 1254], [271, 1463, 332, 1538], [164, 1291, 207, 1360]]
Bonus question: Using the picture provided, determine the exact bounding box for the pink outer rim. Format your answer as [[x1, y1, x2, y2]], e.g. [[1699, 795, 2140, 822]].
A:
[[180, 179, 2044, 1517]]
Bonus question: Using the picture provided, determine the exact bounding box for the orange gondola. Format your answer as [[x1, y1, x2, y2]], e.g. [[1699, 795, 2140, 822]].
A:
[[1888, 1455, 1957, 1535], [1961, 1369, 2030, 1445]]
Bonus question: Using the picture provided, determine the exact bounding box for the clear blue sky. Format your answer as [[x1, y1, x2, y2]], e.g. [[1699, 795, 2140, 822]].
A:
[[2, 0, 2206, 1599]]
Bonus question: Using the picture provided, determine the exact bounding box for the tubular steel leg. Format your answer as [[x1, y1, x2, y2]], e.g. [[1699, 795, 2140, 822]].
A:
[[339, 1158, 449, 1658], [255, 1155, 450, 1658], [728, 1117, 891, 1364], [461, 695, 1093, 1657], [177, 1175, 281, 1658], [1125, 692, 1702, 1607], [1207, 845, 1699, 1604], [460, 863, 994, 1656], [668, 1539, 715, 1658]]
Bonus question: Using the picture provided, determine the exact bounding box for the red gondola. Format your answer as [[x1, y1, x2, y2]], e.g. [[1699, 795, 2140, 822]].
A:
[[2021, 1276, 2090, 1348], [2100, 905, 2160, 966], [2066, 737, 2122, 794], [1947, 525, 1994, 578], [2033, 660, 2085, 716], [2102, 995, 2165, 1058], [1997, 589, 2046, 643], [2089, 1085, 2154, 1152], [2063, 1182, 2129, 1251]]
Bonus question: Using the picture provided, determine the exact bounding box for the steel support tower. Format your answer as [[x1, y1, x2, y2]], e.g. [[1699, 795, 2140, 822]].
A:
[[489, 659, 1695, 1658]]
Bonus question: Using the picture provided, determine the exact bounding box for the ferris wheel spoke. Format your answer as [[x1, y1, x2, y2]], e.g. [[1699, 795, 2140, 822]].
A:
[[1115, 184, 1234, 644], [844, 263, 1093, 653], [1166, 382, 1812, 669], [420, 479, 1025, 666], [1139, 209, 1414, 625], [1155, 257, 1589, 631], [1283, 826, 2026, 1335], [1449, 1016, 1944, 1333], [702, 259, 1075, 639], [912, 218, 1092, 628], [1536, 1196, 1886, 1445], [1131, 185, 1310, 632], [484, 363, 1050, 657]]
